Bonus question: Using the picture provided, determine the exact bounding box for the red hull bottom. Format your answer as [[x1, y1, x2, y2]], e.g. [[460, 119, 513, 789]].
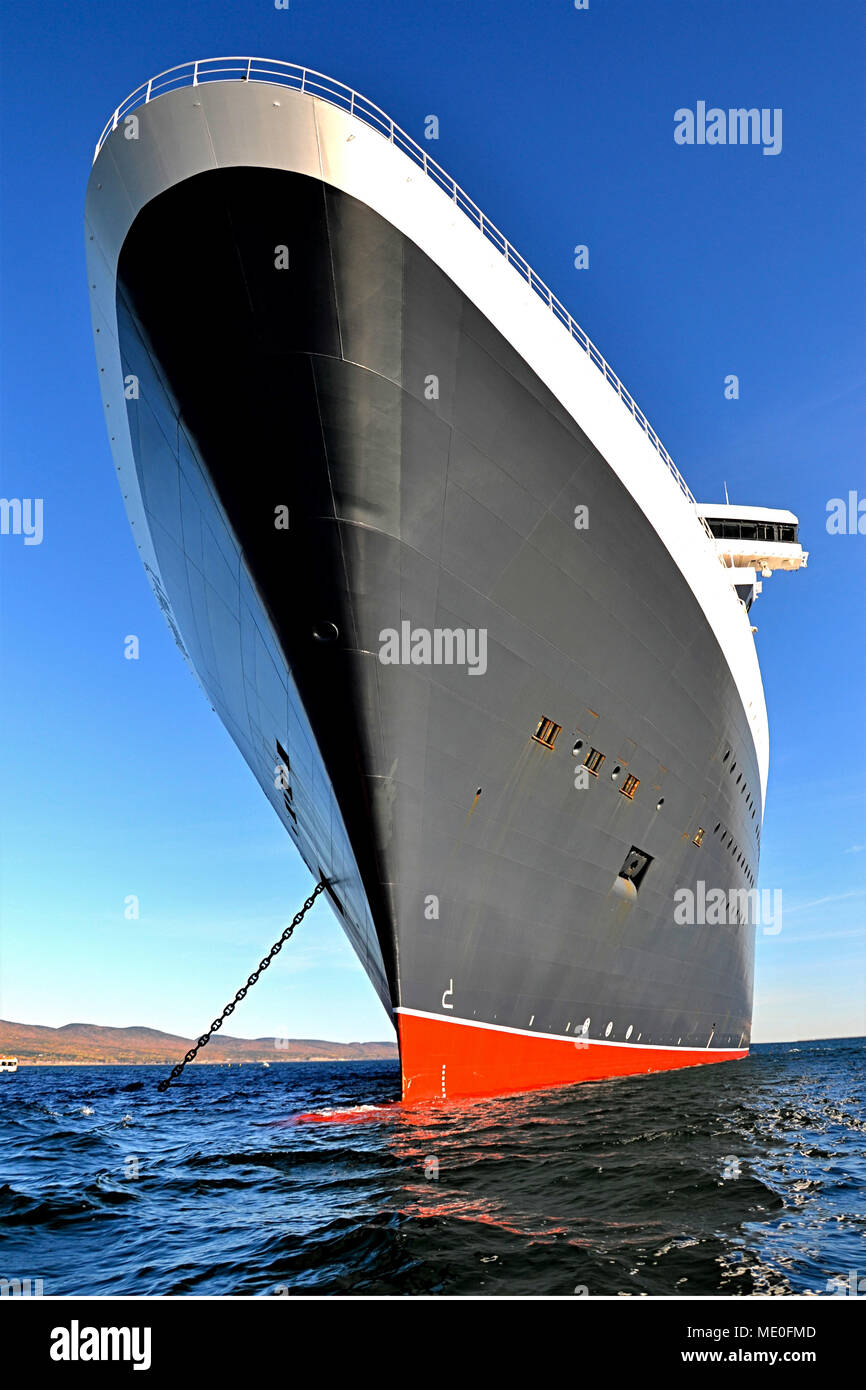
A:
[[397, 1011, 748, 1102]]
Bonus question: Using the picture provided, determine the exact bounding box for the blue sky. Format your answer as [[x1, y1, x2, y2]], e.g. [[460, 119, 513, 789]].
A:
[[0, 0, 863, 1044]]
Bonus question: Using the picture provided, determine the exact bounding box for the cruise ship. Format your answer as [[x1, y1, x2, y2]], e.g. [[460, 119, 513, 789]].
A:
[[85, 60, 807, 1101]]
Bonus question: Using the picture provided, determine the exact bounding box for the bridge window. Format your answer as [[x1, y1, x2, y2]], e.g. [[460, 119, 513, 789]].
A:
[[704, 518, 798, 544]]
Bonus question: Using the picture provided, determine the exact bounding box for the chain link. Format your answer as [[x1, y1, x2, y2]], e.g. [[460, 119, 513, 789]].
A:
[[157, 880, 328, 1092]]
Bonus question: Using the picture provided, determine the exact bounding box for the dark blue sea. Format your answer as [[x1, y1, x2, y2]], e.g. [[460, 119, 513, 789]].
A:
[[1, 1039, 863, 1297]]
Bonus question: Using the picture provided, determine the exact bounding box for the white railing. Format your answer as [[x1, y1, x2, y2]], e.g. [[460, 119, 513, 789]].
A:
[[94, 57, 713, 539]]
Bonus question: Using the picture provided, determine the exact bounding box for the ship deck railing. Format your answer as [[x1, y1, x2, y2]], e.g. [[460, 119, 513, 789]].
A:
[[93, 57, 715, 542]]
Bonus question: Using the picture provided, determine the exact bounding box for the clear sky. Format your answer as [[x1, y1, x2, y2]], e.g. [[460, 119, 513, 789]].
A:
[[0, 0, 863, 1044]]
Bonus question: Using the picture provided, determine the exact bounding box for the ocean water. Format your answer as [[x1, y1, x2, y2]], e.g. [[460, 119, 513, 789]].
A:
[[0, 1038, 863, 1297]]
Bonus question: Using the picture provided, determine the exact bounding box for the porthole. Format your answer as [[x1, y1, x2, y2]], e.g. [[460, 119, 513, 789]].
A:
[[625, 1024, 633, 1040], [714, 822, 721, 833], [573, 739, 585, 755], [723, 750, 730, 762], [656, 797, 664, 810], [610, 764, 622, 781], [604, 1021, 613, 1037], [313, 621, 339, 643]]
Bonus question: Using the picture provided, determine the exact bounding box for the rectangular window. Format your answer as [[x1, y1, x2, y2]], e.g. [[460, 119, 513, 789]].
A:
[[532, 717, 561, 749], [276, 739, 293, 783], [620, 773, 640, 799], [693, 827, 705, 847], [584, 747, 605, 776], [276, 739, 294, 816]]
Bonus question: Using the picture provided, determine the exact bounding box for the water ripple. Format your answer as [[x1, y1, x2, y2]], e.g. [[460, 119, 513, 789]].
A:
[[0, 1040, 862, 1296]]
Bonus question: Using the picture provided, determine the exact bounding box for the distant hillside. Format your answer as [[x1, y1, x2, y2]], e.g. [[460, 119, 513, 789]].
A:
[[0, 1019, 397, 1065]]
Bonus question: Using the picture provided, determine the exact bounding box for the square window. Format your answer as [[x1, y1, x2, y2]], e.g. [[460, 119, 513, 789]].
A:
[[584, 747, 605, 776], [620, 773, 640, 799], [532, 716, 561, 749]]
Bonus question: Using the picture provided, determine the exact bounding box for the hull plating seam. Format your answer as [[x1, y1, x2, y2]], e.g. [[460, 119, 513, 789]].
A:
[[395, 1007, 749, 1053]]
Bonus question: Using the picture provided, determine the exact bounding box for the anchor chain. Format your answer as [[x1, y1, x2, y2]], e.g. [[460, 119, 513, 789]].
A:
[[157, 879, 328, 1092]]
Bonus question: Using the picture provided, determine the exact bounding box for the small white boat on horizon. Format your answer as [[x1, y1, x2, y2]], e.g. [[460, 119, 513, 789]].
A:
[[0, 1056, 19, 1074]]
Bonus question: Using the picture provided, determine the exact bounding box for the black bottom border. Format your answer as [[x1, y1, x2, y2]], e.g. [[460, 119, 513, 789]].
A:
[[4, 1294, 857, 1377]]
